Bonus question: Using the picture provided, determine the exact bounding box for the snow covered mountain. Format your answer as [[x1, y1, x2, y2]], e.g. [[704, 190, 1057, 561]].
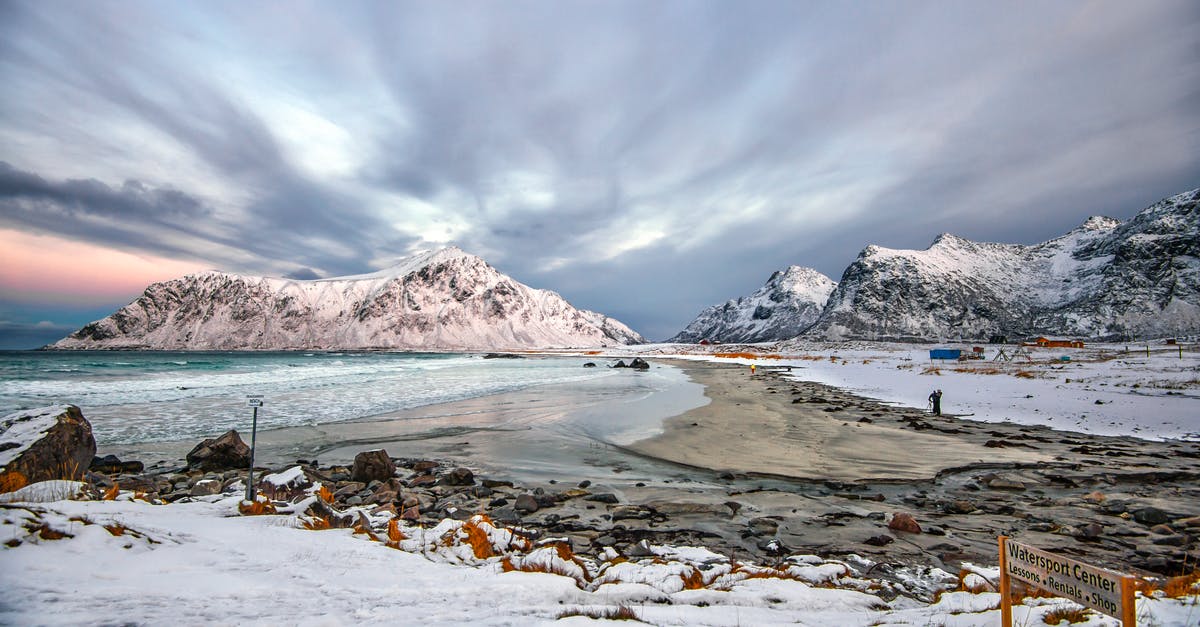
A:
[[810, 189, 1200, 341], [50, 248, 645, 350], [669, 266, 836, 343]]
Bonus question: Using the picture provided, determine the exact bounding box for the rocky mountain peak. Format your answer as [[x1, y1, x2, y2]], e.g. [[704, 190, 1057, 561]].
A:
[[669, 266, 835, 344], [51, 247, 644, 350]]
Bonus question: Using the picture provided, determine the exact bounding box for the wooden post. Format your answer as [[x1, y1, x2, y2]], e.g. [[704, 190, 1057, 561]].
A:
[[1146, 345, 1150, 357], [1120, 576, 1136, 626], [998, 536, 1013, 627]]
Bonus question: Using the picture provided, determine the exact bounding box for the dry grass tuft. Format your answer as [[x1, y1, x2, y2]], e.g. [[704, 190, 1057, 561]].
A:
[[238, 497, 277, 516], [301, 516, 332, 531], [1014, 370, 1038, 379], [500, 556, 579, 580], [103, 483, 120, 501], [387, 519, 405, 543], [556, 605, 640, 621], [680, 567, 706, 590], [34, 523, 72, 540], [103, 523, 127, 537], [921, 366, 942, 375], [462, 519, 495, 559], [0, 471, 28, 494], [1042, 605, 1091, 624], [1143, 568, 1200, 598], [316, 484, 334, 503]]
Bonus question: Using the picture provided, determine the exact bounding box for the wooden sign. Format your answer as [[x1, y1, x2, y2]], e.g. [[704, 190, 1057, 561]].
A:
[[998, 536, 1136, 625]]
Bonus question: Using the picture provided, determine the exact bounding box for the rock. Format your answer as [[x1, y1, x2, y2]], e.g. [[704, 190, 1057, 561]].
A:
[[577, 480, 591, 489], [1177, 516, 1200, 528], [409, 474, 437, 487], [190, 478, 222, 496], [1082, 491, 1106, 504], [864, 534, 894, 546], [481, 479, 513, 488], [629, 358, 650, 370], [757, 538, 788, 555], [585, 493, 619, 504], [400, 506, 420, 521], [1150, 524, 1175, 535], [987, 476, 1026, 491], [0, 405, 97, 491], [351, 450, 395, 483], [748, 517, 780, 534], [514, 493, 539, 513], [625, 540, 655, 558], [611, 505, 652, 521], [583, 362, 596, 368], [724, 501, 743, 515], [89, 454, 144, 475], [1074, 523, 1104, 540], [1133, 507, 1170, 526], [442, 467, 475, 486], [185, 430, 250, 472], [888, 512, 922, 534], [1151, 534, 1189, 547]]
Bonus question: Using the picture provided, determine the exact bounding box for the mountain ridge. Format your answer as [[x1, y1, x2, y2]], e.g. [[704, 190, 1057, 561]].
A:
[[50, 247, 645, 350]]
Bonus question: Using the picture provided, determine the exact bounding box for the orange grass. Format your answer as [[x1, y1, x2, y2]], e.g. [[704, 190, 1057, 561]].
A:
[[302, 516, 332, 531], [316, 485, 334, 503], [103, 484, 120, 501], [0, 471, 28, 494], [680, 567, 706, 590], [957, 569, 994, 593], [387, 519, 405, 543], [461, 519, 495, 559], [238, 497, 277, 516], [1143, 569, 1200, 598], [103, 524, 127, 537]]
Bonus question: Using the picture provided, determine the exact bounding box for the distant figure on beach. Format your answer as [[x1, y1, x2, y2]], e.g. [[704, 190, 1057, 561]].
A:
[[929, 389, 942, 415], [750, 364, 757, 375]]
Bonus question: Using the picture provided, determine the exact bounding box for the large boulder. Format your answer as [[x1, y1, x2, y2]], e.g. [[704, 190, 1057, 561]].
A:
[[0, 405, 96, 493], [351, 449, 396, 483], [186, 430, 251, 471]]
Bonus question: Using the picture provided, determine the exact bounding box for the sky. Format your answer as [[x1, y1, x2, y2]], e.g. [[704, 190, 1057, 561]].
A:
[[1, 1, 1198, 348]]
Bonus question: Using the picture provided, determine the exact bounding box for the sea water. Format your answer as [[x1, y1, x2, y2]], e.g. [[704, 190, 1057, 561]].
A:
[[0, 351, 697, 452]]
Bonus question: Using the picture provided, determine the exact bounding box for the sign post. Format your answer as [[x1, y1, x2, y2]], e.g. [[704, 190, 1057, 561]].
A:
[[244, 395, 263, 502], [998, 536, 1136, 626]]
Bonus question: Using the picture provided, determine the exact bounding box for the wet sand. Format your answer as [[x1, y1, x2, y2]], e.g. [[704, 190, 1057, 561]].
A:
[[627, 360, 1046, 481]]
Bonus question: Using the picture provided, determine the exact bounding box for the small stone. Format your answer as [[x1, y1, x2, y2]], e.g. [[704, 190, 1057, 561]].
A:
[[1082, 491, 1106, 504], [887, 512, 922, 534], [442, 467, 475, 486], [1133, 507, 1170, 526], [514, 494, 539, 513], [189, 478, 222, 496], [864, 534, 894, 546], [585, 493, 619, 504], [1151, 534, 1188, 547], [577, 480, 591, 489]]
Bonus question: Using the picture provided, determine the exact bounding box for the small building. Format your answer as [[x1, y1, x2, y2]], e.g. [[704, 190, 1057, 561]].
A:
[[1032, 337, 1085, 348]]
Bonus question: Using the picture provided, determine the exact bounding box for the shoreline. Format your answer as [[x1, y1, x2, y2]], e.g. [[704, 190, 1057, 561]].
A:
[[95, 357, 1199, 577]]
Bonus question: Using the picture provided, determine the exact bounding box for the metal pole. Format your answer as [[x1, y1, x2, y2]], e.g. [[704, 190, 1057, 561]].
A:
[[245, 406, 258, 502]]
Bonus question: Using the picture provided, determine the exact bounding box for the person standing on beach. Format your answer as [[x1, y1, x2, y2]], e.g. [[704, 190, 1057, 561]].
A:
[[750, 364, 756, 375], [928, 389, 942, 415]]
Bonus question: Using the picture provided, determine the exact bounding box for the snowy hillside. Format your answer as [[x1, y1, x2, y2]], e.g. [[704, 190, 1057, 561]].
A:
[[810, 189, 1200, 341], [50, 248, 645, 350], [669, 267, 835, 343]]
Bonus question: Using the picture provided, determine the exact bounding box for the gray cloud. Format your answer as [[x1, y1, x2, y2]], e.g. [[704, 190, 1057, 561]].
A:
[[1, 1, 1197, 340]]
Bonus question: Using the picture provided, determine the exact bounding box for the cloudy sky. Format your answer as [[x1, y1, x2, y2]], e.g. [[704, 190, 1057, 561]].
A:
[[1, 1, 1198, 347]]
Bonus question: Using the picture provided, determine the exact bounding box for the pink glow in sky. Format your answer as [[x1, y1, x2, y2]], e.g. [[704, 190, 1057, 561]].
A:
[[0, 230, 208, 305]]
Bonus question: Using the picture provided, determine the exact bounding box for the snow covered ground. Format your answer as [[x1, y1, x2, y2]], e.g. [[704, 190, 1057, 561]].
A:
[[3, 479, 1197, 626]]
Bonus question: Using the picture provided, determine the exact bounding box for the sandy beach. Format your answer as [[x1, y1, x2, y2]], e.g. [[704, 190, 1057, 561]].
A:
[[627, 360, 1046, 482]]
